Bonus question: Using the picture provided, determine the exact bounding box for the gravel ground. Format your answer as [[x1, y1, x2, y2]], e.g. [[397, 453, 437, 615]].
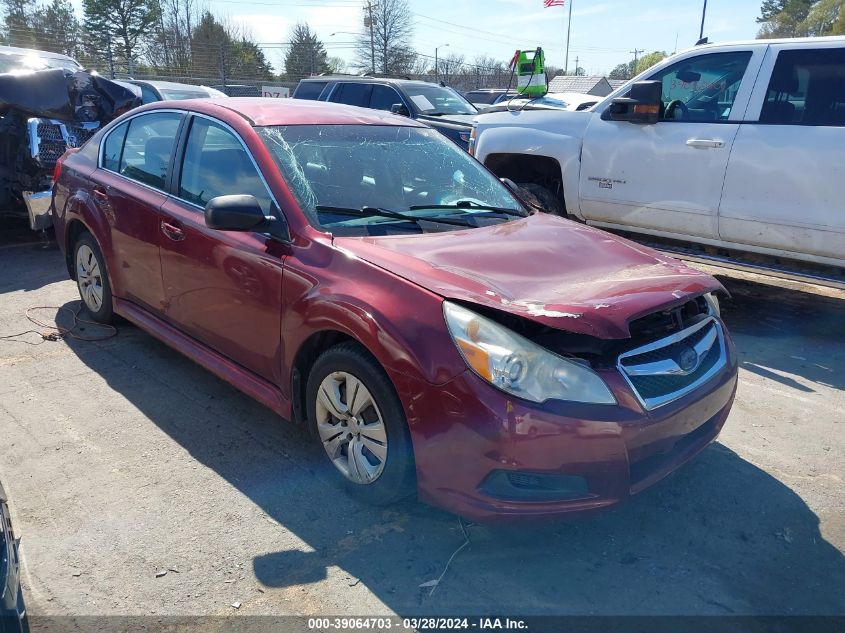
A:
[[0, 237, 843, 621]]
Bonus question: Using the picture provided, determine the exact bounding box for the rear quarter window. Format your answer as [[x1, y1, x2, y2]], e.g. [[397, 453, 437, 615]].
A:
[[102, 122, 128, 171]]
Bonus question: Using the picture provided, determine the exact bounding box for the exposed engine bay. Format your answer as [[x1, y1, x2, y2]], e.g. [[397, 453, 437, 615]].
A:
[[0, 68, 139, 230]]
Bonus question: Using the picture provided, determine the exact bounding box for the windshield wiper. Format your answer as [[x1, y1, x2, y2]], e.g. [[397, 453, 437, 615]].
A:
[[409, 201, 528, 217], [315, 205, 475, 227]]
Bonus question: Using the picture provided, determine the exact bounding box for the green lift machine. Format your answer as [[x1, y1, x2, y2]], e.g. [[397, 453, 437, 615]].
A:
[[510, 47, 547, 97]]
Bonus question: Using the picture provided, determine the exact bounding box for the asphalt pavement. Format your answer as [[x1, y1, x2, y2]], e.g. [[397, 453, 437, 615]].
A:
[[0, 233, 842, 622]]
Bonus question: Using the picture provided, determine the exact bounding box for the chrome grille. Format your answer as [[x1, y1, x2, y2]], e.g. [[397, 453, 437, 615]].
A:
[[618, 317, 726, 410], [27, 118, 99, 168]]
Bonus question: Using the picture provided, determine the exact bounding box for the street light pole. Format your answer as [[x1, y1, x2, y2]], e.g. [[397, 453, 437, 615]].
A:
[[365, 0, 376, 74], [435, 43, 449, 82]]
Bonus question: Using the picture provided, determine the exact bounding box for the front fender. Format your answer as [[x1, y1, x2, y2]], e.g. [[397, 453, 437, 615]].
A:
[[279, 242, 468, 401], [475, 126, 585, 220]]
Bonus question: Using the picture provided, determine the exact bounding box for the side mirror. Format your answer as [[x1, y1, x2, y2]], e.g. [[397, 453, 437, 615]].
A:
[[205, 195, 266, 231], [206, 195, 292, 241], [390, 103, 410, 117], [603, 80, 662, 124]]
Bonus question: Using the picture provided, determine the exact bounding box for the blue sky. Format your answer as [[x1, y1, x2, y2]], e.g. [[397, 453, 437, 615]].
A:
[[67, 0, 766, 75], [229, 0, 764, 74]]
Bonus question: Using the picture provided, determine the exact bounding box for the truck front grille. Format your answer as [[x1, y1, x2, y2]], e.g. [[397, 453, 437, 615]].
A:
[[618, 317, 726, 410], [27, 118, 99, 168]]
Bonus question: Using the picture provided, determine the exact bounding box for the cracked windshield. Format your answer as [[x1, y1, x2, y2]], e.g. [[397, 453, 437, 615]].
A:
[[258, 124, 525, 235]]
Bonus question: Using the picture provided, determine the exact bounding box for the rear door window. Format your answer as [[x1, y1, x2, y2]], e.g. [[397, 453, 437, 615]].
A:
[[760, 47, 845, 126], [333, 83, 372, 107], [118, 112, 182, 189], [178, 117, 274, 213]]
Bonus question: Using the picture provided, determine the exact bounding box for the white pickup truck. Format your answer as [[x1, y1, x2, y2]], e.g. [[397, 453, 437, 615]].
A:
[[471, 36, 845, 281]]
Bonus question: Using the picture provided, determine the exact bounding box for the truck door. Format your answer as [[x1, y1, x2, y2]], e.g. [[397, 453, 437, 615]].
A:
[[579, 49, 762, 240], [718, 43, 845, 266]]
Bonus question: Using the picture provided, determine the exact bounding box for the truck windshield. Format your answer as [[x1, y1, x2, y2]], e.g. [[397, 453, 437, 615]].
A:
[[257, 124, 525, 235], [404, 84, 477, 115]]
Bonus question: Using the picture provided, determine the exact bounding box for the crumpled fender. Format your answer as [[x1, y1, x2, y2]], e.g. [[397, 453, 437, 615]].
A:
[[473, 123, 586, 220]]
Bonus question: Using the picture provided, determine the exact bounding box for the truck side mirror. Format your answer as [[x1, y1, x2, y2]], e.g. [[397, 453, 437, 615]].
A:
[[603, 80, 662, 124], [390, 103, 410, 117]]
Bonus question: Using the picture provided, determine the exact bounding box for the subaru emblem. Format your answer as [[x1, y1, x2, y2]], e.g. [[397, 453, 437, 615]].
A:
[[678, 346, 698, 372]]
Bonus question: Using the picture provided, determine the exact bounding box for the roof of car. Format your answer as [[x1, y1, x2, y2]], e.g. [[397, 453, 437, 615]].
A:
[[143, 97, 428, 127], [0, 44, 79, 63], [131, 79, 212, 90], [298, 76, 442, 88]]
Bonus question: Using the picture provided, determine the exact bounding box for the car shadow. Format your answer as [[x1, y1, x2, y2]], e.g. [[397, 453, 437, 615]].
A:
[[0, 230, 66, 293], [715, 275, 845, 392], [60, 300, 845, 617]]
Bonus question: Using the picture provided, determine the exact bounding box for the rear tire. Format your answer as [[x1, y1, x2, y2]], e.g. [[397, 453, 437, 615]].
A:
[[517, 182, 566, 217], [73, 233, 113, 323], [306, 342, 416, 506]]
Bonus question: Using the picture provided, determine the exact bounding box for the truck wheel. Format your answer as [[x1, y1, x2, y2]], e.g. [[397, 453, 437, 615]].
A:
[[73, 233, 114, 323], [517, 183, 566, 217], [306, 342, 416, 506]]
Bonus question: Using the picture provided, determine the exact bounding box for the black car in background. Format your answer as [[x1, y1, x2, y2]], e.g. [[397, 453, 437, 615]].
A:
[[0, 482, 27, 633], [293, 76, 477, 150]]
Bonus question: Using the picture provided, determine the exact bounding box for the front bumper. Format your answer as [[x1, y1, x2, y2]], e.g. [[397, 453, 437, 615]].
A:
[[22, 190, 53, 231], [399, 337, 738, 522]]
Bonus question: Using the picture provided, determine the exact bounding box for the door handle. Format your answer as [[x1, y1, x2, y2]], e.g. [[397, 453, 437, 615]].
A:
[[92, 187, 108, 202], [686, 138, 725, 149], [160, 220, 185, 241]]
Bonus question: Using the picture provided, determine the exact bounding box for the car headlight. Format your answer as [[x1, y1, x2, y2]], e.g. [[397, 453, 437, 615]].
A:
[[443, 301, 616, 405], [703, 292, 721, 317]]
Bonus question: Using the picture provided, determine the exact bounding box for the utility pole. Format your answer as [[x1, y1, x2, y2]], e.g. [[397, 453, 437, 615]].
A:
[[365, 0, 376, 74], [699, 0, 708, 40], [564, 0, 573, 75], [575, 56, 579, 76], [630, 48, 644, 77], [219, 43, 226, 88]]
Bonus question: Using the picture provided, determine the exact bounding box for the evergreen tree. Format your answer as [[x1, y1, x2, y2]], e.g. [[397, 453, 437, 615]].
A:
[[2, 0, 36, 47], [83, 0, 159, 73], [285, 22, 328, 80]]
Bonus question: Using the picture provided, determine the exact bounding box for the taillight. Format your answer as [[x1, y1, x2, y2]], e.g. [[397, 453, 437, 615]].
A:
[[53, 149, 76, 182]]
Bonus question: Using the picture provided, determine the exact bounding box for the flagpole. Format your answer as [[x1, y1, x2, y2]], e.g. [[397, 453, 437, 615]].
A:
[[564, 0, 573, 75]]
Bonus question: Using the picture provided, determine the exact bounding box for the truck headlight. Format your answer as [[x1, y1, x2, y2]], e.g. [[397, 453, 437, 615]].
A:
[[467, 124, 477, 155], [443, 301, 616, 405]]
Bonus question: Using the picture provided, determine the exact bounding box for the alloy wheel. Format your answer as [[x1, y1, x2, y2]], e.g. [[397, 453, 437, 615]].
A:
[[76, 244, 104, 313], [315, 371, 388, 484]]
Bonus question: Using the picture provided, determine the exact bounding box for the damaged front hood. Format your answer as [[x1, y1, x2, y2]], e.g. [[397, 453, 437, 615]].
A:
[[0, 68, 139, 122], [335, 213, 723, 339]]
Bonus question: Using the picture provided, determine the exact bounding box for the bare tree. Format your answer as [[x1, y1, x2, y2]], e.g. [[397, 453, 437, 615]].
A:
[[436, 52, 464, 86], [355, 0, 414, 75]]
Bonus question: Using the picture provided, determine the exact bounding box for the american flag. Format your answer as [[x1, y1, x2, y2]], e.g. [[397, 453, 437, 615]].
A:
[[544, 0, 565, 6]]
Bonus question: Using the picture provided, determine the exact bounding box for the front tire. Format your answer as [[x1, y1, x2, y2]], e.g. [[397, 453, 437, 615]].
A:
[[517, 182, 566, 217], [74, 233, 113, 323], [306, 342, 416, 505]]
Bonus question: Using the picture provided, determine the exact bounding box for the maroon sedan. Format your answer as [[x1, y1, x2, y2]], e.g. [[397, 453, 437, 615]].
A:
[[51, 98, 737, 521]]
